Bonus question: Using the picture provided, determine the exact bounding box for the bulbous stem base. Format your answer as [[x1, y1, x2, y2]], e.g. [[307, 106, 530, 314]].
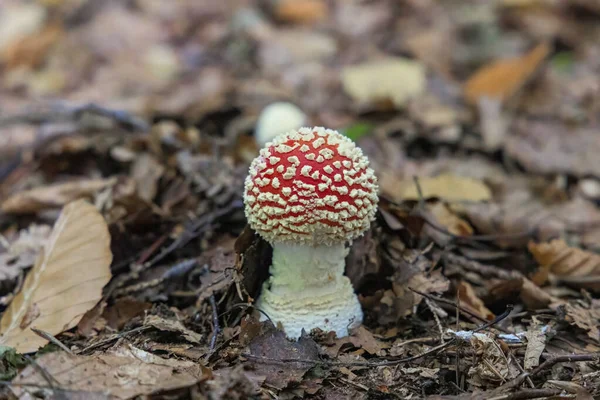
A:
[[256, 242, 363, 340]]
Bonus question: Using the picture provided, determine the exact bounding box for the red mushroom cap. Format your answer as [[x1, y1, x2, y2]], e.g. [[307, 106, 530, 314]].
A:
[[244, 127, 378, 246]]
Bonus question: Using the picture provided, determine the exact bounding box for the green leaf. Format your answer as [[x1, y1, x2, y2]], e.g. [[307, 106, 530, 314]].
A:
[[342, 122, 374, 142], [0, 346, 27, 380], [551, 51, 574, 73]]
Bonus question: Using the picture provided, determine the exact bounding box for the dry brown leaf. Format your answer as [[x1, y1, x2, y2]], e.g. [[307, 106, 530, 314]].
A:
[[426, 202, 473, 236], [0, 200, 112, 353], [11, 347, 211, 399], [3, 24, 62, 69], [524, 317, 547, 369], [529, 239, 600, 290], [551, 299, 600, 342], [1, 178, 117, 214], [274, 0, 327, 24], [457, 281, 495, 321], [396, 174, 492, 203], [463, 42, 551, 105]]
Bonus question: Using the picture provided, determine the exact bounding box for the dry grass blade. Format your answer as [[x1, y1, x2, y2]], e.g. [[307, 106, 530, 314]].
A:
[[0, 199, 112, 353]]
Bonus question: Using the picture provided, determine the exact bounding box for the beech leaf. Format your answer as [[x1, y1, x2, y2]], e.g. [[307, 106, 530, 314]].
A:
[[529, 239, 600, 290], [0, 199, 112, 353]]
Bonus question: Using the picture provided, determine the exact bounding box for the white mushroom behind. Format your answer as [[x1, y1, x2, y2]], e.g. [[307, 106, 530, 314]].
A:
[[254, 102, 307, 148], [243, 127, 379, 339]]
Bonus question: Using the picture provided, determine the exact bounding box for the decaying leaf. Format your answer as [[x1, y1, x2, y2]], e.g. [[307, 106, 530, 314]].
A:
[[247, 324, 319, 390], [396, 174, 492, 203], [551, 299, 600, 342], [425, 204, 467, 237], [457, 281, 495, 321], [464, 42, 551, 105], [1, 177, 117, 214], [529, 239, 600, 290], [144, 314, 203, 344], [467, 332, 519, 386], [342, 57, 426, 108], [11, 347, 211, 399], [0, 200, 112, 353], [524, 317, 548, 369], [0, 224, 50, 283]]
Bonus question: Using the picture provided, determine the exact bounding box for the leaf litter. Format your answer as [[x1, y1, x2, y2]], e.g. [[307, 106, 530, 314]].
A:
[[0, 0, 600, 398]]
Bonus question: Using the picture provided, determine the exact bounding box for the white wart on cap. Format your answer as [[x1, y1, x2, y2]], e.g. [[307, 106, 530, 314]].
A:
[[244, 126, 378, 246]]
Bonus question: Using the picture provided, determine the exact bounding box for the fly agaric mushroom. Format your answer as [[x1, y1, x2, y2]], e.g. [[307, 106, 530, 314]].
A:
[[243, 126, 378, 339]]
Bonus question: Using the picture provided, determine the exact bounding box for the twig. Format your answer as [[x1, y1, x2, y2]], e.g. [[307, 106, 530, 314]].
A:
[[0, 102, 148, 131], [77, 326, 150, 354], [30, 328, 73, 355], [209, 294, 220, 352], [424, 298, 445, 343], [409, 287, 489, 324], [530, 353, 600, 377], [510, 353, 535, 388], [146, 200, 242, 267]]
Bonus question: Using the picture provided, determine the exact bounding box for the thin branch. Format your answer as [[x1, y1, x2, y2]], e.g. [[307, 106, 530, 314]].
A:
[[209, 294, 220, 353], [530, 353, 600, 377], [30, 328, 74, 355]]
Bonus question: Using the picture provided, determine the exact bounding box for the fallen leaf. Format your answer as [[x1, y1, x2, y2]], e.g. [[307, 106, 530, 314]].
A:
[[144, 314, 203, 344], [396, 174, 492, 203], [329, 325, 390, 356], [529, 239, 600, 290], [425, 201, 473, 238], [342, 57, 426, 108], [524, 317, 547, 369], [551, 299, 600, 342], [103, 297, 152, 330], [457, 281, 495, 321], [11, 348, 211, 399], [247, 324, 319, 390], [467, 332, 519, 385], [3, 24, 62, 69], [131, 153, 165, 203], [1, 178, 117, 214], [0, 224, 50, 283], [0, 200, 112, 353], [506, 119, 600, 178], [274, 0, 327, 24], [464, 42, 551, 105]]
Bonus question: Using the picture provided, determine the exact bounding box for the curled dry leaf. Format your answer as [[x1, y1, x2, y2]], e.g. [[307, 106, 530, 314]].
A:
[[0, 200, 112, 353], [1, 177, 117, 214], [529, 239, 600, 290], [463, 42, 551, 105], [457, 281, 495, 321]]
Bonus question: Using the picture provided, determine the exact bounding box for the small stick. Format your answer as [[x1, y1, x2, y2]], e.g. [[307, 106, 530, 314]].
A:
[[530, 353, 600, 377], [30, 328, 73, 355], [209, 295, 220, 352]]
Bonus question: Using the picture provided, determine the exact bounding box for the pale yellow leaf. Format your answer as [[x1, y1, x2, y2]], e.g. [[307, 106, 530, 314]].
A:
[[0, 199, 112, 353], [1, 177, 117, 214], [342, 57, 426, 107], [397, 174, 492, 203]]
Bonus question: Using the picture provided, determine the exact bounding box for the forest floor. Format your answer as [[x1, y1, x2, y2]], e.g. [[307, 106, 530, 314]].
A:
[[0, 0, 599, 399]]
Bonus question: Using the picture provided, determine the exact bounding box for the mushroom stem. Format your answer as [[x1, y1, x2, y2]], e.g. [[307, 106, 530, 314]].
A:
[[256, 242, 363, 339]]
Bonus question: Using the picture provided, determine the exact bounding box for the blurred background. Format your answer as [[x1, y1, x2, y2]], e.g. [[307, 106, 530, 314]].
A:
[[1, 1, 600, 397]]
